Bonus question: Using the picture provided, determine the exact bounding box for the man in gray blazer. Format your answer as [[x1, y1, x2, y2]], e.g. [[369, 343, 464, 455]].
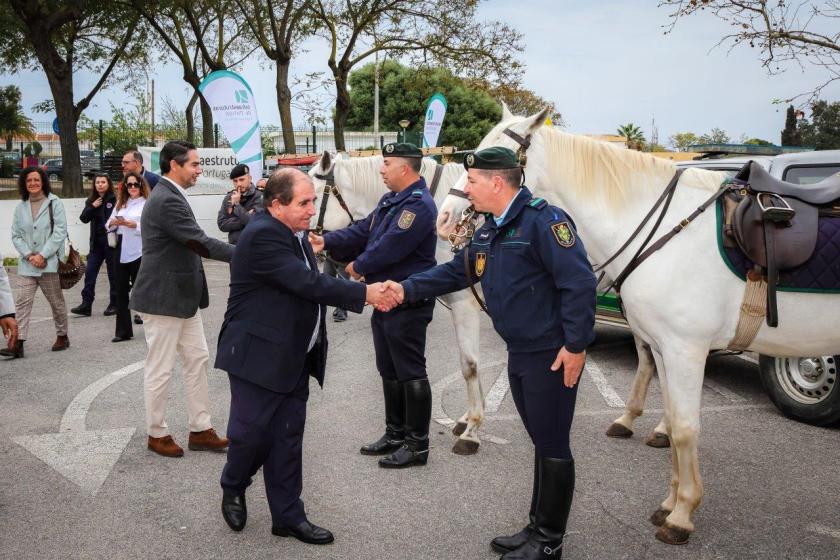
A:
[[0, 252, 17, 353], [130, 140, 234, 458]]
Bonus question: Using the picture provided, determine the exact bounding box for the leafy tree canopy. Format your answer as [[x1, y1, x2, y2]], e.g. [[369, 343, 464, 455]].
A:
[[798, 100, 840, 150], [346, 61, 501, 150]]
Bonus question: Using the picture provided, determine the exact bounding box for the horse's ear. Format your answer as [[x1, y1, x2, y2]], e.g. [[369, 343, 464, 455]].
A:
[[320, 150, 331, 170], [500, 101, 514, 121], [524, 107, 551, 132]]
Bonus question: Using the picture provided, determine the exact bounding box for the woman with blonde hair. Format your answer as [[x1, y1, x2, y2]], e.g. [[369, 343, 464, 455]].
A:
[[106, 172, 149, 342]]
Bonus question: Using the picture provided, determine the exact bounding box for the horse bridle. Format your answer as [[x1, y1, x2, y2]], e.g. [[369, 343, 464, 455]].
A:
[[312, 169, 356, 234]]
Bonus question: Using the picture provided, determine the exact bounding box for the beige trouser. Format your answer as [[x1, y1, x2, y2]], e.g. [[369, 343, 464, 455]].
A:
[[14, 273, 68, 340], [141, 310, 213, 438]]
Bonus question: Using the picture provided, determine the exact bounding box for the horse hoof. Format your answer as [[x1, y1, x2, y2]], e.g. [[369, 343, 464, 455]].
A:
[[649, 508, 671, 527], [605, 423, 633, 439], [452, 438, 480, 455], [655, 524, 691, 545], [646, 432, 671, 448], [452, 422, 468, 436]]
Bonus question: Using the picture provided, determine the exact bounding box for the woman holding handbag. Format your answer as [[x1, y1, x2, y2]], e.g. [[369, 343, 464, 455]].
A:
[[0, 167, 69, 359], [71, 173, 117, 317], [106, 172, 149, 343]]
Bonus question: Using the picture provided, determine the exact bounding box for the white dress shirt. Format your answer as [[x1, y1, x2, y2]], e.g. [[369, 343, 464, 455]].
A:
[[107, 197, 146, 263], [296, 231, 321, 352]]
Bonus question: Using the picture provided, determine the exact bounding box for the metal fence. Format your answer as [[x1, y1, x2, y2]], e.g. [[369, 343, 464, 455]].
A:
[[0, 120, 403, 193]]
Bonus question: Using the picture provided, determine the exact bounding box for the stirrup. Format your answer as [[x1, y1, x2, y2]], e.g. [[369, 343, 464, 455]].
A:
[[757, 192, 794, 223]]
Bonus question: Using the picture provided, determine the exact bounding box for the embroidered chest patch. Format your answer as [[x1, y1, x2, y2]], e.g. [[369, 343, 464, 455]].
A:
[[551, 221, 575, 248], [475, 252, 487, 277], [398, 209, 416, 230]]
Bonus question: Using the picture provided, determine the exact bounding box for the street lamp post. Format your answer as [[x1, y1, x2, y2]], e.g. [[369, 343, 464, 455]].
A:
[[399, 119, 410, 143]]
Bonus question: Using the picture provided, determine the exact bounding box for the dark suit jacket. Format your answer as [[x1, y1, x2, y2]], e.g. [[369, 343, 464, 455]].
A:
[[215, 212, 366, 393], [130, 177, 233, 318]]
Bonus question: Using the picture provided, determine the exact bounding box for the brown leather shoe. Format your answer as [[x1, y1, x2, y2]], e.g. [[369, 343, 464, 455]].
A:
[[147, 435, 184, 458], [188, 428, 229, 452], [51, 335, 69, 351]]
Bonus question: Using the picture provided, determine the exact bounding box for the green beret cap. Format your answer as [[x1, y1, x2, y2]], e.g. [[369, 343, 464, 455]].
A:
[[463, 146, 519, 171], [382, 142, 423, 158]]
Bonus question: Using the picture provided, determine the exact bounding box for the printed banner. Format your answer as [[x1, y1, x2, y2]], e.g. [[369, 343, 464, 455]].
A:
[[198, 70, 263, 180], [138, 147, 244, 195], [422, 92, 448, 148]]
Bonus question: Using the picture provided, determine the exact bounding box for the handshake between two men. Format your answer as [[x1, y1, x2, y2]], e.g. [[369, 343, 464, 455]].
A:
[[309, 231, 407, 313]]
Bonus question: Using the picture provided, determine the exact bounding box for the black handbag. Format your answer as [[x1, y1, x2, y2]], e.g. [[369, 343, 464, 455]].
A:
[[48, 200, 84, 289]]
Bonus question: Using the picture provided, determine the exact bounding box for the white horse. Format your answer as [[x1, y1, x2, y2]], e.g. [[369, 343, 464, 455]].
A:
[[436, 107, 840, 544], [308, 152, 491, 455]]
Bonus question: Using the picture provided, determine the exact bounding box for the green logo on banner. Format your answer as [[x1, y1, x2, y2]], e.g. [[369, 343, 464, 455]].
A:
[[235, 90, 248, 103]]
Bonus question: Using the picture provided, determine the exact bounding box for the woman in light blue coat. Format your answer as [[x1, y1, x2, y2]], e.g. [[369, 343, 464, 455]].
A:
[[1, 167, 70, 358]]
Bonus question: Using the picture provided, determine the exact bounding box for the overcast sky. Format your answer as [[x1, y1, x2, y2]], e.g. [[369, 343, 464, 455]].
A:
[[2, 0, 837, 147]]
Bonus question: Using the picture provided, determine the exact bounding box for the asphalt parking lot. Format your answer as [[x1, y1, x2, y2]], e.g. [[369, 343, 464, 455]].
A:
[[1, 260, 838, 559]]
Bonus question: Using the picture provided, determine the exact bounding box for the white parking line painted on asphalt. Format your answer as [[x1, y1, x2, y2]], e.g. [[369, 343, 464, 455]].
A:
[[13, 361, 145, 495], [807, 523, 840, 540], [702, 378, 746, 402], [431, 360, 509, 445], [585, 359, 625, 408], [484, 367, 509, 413]]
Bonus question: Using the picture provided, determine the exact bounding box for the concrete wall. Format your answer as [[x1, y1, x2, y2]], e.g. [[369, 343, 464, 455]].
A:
[[0, 194, 228, 259]]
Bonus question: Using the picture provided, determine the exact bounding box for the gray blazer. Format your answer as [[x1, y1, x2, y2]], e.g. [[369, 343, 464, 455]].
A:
[[130, 177, 233, 318], [0, 252, 14, 318]]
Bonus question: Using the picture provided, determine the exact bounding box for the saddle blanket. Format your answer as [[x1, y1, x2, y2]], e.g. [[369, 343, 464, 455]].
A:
[[716, 201, 840, 293]]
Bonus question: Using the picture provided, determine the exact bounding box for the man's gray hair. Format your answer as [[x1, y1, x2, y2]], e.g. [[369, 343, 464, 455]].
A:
[[126, 150, 143, 165], [477, 167, 522, 188]]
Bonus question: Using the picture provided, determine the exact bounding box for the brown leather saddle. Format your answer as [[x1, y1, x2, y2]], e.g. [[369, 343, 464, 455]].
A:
[[727, 161, 840, 326]]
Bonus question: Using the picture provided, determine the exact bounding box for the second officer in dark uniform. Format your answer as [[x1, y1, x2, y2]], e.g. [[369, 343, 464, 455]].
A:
[[381, 147, 596, 559], [308, 142, 437, 469]]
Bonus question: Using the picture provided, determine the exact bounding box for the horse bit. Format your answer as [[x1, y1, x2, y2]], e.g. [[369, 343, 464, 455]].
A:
[[446, 128, 532, 252], [312, 168, 356, 235]]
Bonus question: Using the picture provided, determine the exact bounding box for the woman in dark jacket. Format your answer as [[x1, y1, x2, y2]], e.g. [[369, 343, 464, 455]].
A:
[[71, 173, 117, 317]]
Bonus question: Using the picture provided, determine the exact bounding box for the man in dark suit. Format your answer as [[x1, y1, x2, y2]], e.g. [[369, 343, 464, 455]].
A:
[[215, 168, 397, 545], [130, 140, 233, 458], [121, 150, 161, 189]]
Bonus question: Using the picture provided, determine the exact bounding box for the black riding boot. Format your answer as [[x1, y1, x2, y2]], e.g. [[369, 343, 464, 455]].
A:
[[0, 340, 24, 359], [491, 450, 539, 553], [502, 457, 574, 559], [360, 378, 405, 455], [379, 378, 431, 468]]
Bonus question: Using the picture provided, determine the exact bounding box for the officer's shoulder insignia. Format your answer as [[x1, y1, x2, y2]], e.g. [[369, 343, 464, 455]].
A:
[[475, 252, 487, 277], [411, 189, 422, 198], [528, 197, 547, 209], [385, 144, 395, 154], [398, 209, 416, 230], [550, 221, 575, 248]]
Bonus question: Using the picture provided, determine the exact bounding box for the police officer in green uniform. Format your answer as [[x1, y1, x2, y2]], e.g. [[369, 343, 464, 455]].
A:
[[381, 147, 596, 559]]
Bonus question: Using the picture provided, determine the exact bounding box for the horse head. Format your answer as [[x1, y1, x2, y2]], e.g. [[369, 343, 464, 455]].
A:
[[436, 105, 552, 241], [309, 151, 387, 232]]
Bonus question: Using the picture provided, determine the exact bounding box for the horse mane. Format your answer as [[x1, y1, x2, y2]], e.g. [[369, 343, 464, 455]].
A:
[[333, 155, 386, 198], [537, 126, 726, 210]]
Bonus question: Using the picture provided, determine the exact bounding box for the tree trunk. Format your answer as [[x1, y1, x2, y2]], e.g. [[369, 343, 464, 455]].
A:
[[5, 136, 12, 152], [186, 90, 198, 144], [275, 60, 296, 154], [45, 72, 84, 197], [200, 93, 214, 147], [333, 73, 351, 152]]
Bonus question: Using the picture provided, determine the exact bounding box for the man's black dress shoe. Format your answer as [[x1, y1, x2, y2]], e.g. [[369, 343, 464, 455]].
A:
[[221, 493, 247, 531], [111, 336, 131, 343], [103, 304, 117, 316], [272, 520, 334, 544]]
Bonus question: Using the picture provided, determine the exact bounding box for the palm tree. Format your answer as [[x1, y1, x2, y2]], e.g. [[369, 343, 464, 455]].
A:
[[616, 123, 645, 150], [0, 85, 35, 151]]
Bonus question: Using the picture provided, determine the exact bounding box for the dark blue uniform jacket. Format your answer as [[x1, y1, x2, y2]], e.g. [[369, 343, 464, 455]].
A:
[[215, 212, 366, 393], [402, 187, 597, 354], [323, 177, 437, 283]]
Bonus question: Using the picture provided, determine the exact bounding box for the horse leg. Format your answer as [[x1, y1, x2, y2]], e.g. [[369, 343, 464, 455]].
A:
[[648, 348, 677, 526], [607, 336, 655, 439], [654, 345, 706, 545], [446, 294, 485, 456], [646, 417, 671, 449]]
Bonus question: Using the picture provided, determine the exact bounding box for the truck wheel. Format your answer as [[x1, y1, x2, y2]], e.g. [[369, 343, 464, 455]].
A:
[[758, 355, 840, 426]]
